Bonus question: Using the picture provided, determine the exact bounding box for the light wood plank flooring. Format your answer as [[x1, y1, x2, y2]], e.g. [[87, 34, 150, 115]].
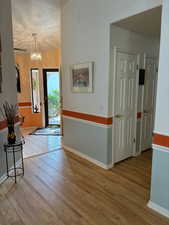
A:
[[21, 128, 61, 159], [0, 149, 169, 225]]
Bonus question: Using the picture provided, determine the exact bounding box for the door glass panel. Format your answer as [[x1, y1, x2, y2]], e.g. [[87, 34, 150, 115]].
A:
[[47, 71, 60, 126], [31, 69, 41, 113]]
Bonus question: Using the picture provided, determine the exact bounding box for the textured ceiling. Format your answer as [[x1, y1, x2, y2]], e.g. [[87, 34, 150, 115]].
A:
[[114, 6, 162, 38], [11, 0, 61, 52]]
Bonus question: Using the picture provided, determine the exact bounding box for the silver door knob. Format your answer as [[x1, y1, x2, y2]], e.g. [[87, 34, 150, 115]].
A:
[[144, 110, 149, 114], [115, 114, 123, 118]]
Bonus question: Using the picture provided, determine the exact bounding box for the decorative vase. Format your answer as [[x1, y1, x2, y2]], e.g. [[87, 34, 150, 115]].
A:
[[7, 122, 16, 144]]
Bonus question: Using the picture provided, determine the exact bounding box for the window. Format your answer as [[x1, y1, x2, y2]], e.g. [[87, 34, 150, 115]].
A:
[[30, 69, 41, 113]]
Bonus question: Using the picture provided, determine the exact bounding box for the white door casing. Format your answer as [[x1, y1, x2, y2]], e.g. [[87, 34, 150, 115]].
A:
[[113, 50, 139, 163], [141, 57, 157, 151]]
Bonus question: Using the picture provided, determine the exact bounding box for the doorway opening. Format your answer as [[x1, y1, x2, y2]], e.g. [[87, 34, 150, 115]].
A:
[[111, 5, 162, 185], [12, 0, 62, 159], [22, 68, 62, 159], [29, 68, 61, 138], [43, 68, 61, 128]]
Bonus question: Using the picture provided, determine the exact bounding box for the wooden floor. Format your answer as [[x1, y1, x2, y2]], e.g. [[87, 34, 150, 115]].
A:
[[23, 135, 61, 159], [0, 149, 169, 225], [21, 128, 61, 159]]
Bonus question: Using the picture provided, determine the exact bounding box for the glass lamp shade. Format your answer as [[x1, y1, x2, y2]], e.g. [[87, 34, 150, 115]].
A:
[[30, 33, 42, 61], [30, 52, 42, 61]]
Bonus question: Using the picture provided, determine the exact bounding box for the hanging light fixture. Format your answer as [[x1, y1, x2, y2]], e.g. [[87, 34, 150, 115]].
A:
[[30, 33, 42, 61]]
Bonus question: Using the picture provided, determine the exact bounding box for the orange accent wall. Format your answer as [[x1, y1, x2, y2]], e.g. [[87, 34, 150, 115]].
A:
[[19, 108, 42, 128], [18, 102, 32, 107], [15, 48, 61, 128], [0, 117, 20, 131], [62, 110, 113, 125], [0, 120, 7, 130], [62, 110, 142, 125], [153, 133, 169, 148], [63, 110, 143, 125]]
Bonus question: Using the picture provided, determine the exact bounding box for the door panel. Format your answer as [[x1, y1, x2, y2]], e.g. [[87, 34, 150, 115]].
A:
[[141, 58, 157, 151], [43, 69, 60, 127], [114, 52, 138, 163]]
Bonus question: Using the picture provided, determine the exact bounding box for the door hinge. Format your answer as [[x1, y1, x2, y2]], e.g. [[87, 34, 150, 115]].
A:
[[133, 138, 136, 143]]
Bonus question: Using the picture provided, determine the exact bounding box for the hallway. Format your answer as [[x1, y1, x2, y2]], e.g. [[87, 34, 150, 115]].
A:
[[0, 149, 168, 225]]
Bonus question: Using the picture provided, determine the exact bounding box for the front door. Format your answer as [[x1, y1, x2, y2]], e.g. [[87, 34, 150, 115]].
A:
[[114, 52, 138, 163], [141, 58, 157, 151], [43, 69, 60, 127]]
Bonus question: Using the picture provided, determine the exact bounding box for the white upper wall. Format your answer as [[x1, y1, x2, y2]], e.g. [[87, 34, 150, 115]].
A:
[[154, 0, 169, 135], [61, 0, 162, 117], [109, 25, 160, 115], [111, 25, 160, 60], [0, 0, 16, 120]]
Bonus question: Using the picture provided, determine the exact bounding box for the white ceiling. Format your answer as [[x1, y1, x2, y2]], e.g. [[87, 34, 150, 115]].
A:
[[11, 0, 61, 52], [12, 2, 161, 52], [114, 6, 162, 38]]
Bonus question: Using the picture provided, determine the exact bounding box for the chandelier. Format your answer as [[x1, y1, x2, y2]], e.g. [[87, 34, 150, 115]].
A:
[[30, 33, 42, 61]]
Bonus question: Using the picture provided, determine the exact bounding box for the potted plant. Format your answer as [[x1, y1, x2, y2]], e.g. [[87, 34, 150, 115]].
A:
[[0, 102, 18, 144]]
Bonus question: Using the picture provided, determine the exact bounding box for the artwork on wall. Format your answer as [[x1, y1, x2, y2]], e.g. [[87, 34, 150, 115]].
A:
[[0, 36, 2, 93], [15, 64, 21, 93], [71, 62, 94, 93]]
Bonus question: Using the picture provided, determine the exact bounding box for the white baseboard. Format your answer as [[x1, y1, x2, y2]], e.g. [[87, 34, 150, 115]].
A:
[[0, 159, 21, 184], [148, 201, 169, 219], [62, 144, 113, 170]]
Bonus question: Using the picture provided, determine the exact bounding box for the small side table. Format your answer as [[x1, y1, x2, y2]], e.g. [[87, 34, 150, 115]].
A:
[[4, 140, 24, 183]]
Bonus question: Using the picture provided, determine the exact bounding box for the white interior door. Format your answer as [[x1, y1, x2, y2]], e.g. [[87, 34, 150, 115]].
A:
[[114, 51, 138, 163], [141, 58, 157, 151]]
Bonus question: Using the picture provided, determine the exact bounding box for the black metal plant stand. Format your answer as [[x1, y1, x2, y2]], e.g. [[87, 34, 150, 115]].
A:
[[4, 140, 24, 183]]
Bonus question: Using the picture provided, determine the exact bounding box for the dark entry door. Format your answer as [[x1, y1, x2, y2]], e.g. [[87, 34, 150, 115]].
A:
[[43, 69, 60, 127]]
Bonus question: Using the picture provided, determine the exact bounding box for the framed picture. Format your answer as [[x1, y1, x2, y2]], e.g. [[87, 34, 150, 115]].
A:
[[71, 62, 94, 93]]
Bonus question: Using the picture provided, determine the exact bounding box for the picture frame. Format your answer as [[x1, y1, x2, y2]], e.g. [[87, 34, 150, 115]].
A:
[[71, 62, 94, 93]]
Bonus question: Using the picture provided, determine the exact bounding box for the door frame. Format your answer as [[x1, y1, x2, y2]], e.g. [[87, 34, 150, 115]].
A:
[[112, 47, 140, 166], [30, 68, 40, 113], [138, 53, 146, 154], [139, 55, 158, 153], [43, 68, 60, 127]]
